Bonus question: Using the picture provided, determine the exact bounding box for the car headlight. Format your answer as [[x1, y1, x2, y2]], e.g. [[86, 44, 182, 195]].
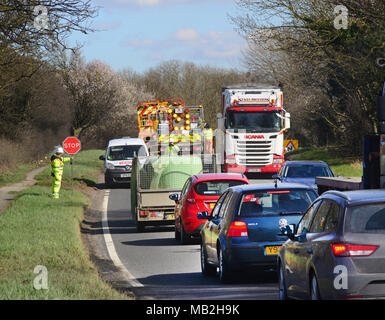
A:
[[106, 163, 115, 169]]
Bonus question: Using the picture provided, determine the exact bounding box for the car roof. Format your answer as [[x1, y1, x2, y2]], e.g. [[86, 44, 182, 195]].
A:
[[230, 182, 315, 193], [192, 173, 248, 183], [108, 138, 146, 147], [283, 160, 329, 166], [322, 189, 385, 205]]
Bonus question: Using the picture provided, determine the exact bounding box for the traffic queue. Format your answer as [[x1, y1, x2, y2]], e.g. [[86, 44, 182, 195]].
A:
[[168, 163, 385, 300]]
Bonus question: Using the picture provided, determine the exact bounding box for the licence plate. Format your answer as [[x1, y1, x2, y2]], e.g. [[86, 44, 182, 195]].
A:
[[265, 246, 281, 255], [167, 214, 175, 220], [248, 169, 261, 173], [121, 174, 130, 178]]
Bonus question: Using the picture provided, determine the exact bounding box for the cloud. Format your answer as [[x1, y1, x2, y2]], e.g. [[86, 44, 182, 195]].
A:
[[121, 28, 245, 63], [95, 0, 232, 9], [173, 28, 199, 41]]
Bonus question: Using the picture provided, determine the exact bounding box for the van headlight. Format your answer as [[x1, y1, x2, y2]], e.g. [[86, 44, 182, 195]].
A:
[[107, 163, 115, 169]]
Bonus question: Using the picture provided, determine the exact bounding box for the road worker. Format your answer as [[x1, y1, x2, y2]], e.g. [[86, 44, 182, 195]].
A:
[[166, 138, 181, 155], [50, 145, 73, 199]]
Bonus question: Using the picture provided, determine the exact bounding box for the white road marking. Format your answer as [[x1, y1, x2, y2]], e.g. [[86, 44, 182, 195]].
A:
[[101, 190, 144, 288]]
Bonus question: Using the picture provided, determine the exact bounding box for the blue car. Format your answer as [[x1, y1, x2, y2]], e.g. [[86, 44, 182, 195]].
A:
[[198, 183, 318, 283], [273, 161, 334, 192]]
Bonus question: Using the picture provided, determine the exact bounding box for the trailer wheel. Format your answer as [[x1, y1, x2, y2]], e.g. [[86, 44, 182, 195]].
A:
[[136, 221, 145, 232]]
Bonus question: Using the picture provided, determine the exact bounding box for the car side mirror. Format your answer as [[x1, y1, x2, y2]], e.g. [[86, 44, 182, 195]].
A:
[[169, 193, 180, 202], [280, 224, 296, 241], [99, 155, 105, 161], [197, 211, 211, 220], [272, 174, 280, 180]]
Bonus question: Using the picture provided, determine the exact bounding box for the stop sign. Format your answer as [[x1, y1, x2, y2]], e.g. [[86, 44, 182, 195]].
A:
[[63, 136, 81, 155]]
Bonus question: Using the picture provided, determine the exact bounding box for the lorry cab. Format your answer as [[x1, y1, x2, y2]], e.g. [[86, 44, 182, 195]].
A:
[[100, 137, 149, 185]]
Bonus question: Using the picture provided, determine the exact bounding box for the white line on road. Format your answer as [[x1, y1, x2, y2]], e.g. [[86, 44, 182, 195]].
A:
[[101, 190, 144, 288]]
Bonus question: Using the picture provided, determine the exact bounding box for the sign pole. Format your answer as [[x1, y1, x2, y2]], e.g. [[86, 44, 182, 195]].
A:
[[62, 136, 81, 197]]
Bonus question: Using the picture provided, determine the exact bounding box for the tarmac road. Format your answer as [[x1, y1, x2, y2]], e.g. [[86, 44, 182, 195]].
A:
[[103, 177, 279, 300]]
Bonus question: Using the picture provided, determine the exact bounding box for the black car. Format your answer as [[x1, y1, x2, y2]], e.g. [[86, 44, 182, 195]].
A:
[[198, 183, 317, 283], [278, 189, 385, 300]]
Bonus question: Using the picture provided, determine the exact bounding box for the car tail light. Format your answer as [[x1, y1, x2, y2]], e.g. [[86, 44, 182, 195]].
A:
[[228, 221, 248, 238], [331, 244, 379, 257]]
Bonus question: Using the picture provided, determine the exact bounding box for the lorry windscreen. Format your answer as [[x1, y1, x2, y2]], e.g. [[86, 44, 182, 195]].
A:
[[107, 145, 146, 160], [226, 111, 281, 132]]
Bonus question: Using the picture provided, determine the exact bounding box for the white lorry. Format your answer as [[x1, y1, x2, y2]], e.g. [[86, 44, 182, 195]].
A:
[[217, 84, 291, 175]]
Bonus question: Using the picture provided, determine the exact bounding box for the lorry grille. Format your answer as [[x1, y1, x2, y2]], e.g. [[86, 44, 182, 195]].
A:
[[236, 140, 272, 167]]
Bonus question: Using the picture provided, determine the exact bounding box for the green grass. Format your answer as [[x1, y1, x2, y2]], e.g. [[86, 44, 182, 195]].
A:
[[286, 147, 362, 177], [0, 162, 41, 187], [0, 149, 128, 300], [35, 150, 105, 187]]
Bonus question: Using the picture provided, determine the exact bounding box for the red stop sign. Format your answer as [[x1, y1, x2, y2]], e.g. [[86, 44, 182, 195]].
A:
[[63, 136, 81, 155]]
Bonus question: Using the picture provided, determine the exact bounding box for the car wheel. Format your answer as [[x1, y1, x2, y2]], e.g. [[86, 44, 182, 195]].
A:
[[180, 221, 190, 245], [278, 262, 288, 300], [175, 221, 181, 241], [201, 244, 217, 276], [310, 273, 321, 300], [218, 247, 232, 283]]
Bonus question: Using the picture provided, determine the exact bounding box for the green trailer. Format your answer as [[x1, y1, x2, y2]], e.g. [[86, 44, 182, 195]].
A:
[[131, 154, 207, 232]]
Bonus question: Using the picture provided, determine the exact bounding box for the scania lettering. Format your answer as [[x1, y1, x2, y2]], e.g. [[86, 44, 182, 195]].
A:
[[218, 84, 291, 175]]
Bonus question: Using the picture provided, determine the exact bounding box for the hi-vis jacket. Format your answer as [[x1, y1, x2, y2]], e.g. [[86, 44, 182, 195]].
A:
[[51, 155, 71, 180]]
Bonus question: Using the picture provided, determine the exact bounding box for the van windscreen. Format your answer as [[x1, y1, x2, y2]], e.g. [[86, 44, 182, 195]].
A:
[[107, 145, 146, 160]]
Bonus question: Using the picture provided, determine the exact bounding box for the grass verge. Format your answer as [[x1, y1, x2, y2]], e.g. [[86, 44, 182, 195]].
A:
[[0, 162, 44, 188], [0, 150, 128, 299], [286, 147, 362, 177]]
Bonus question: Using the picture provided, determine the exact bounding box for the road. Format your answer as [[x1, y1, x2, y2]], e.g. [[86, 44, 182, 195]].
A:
[[104, 178, 279, 300]]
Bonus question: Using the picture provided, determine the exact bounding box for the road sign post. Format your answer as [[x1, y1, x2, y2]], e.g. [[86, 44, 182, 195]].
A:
[[62, 137, 81, 195]]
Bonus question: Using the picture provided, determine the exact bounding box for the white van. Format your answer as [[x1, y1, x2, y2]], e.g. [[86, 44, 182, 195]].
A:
[[99, 137, 148, 185]]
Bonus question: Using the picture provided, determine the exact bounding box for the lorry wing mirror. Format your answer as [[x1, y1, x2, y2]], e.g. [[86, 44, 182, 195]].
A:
[[284, 112, 291, 129]]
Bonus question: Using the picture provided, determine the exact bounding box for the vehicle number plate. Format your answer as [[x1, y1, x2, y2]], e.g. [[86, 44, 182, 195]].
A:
[[167, 214, 175, 220], [120, 174, 130, 178], [248, 169, 261, 173], [265, 246, 281, 255]]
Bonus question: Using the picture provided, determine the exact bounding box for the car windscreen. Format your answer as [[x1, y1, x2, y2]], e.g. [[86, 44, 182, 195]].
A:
[[237, 189, 317, 217], [194, 180, 248, 196], [107, 145, 147, 161], [345, 203, 385, 233], [285, 165, 333, 178]]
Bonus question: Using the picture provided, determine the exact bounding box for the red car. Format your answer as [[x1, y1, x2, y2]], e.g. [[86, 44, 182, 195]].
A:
[[171, 173, 249, 244]]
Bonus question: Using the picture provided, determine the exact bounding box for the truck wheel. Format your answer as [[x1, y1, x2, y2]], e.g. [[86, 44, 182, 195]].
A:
[[136, 221, 145, 232], [180, 221, 190, 245]]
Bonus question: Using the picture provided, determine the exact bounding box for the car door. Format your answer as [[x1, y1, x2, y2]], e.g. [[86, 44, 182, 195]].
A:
[[204, 191, 229, 264], [176, 178, 192, 230], [293, 200, 333, 297], [284, 200, 321, 298], [209, 191, 233, 265], [301, 200, 342, 298]]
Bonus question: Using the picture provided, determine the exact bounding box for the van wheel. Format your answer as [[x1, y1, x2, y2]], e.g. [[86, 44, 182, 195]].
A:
[[105, 175, 113, 186]]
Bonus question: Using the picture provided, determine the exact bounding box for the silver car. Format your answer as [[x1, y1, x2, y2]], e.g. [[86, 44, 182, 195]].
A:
[[278, 189, 385, 299]]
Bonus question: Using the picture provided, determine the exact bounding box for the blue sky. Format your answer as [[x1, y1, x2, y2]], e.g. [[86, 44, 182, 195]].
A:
[[68, 0, 247, 73]]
